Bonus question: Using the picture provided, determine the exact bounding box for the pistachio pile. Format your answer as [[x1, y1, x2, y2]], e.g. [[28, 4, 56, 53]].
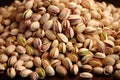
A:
[[1, 0, 120, 80]]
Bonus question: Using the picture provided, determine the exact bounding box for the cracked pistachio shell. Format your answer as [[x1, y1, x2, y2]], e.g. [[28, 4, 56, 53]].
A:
[[23, 9, 33, 19], [29, 72, 39, 80], [25, 45, 34, 56], [40, 42, 51, 52], [17, 37, 27, 46], [67, 53, 78, 63], [50, 60, 61, 68], [33, 38, 42, 49], [84, 26, 96, 34], [50, 47, 59, 58], [8, 56, 17, 67], [56, 65, 67, 77], [42, 59, 50, 69], [45, 30, 56, 41], [79, 48, 89, 56], [53, 20, 62, 33], [45, 65, 55, 76], [103, 65, 113, 75], [76, 23, 86, 33], [65, 27, 74, 38], [66, 42, 74, 51], [62, 57, 73, 70], [61, 20, 70, 30], [20, 69, 32, 77], [57, 33, 68, 43], [35, 67, 46, 79], [7, 67, 16, 79], [70, 64, 79, 75], [58, 42, 66, 53], [81, 54, 93, 64], [59, 8, 71, 20]]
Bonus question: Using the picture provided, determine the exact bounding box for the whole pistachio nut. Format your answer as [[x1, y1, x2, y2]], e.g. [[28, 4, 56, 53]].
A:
[[6, 44, 16, 55], [94, 52, 106, 59], [7, 67, 16, 79], [50, 59, 61, 68], [14, 60, 24, 68], [58, 42, 66, 53], [16, 45, 26, 54], [24, 61, 33, 68], [35, 67, 46, 79], [40, 42, 51, 52], [61, 20, 70, 30], [93, 67, 104, 75], [42, 59, 50, 69], [20, 69, 33, 77], [19, 54, 31, 62], [48, 5, 60, 15], [81, 54, 93, 64], [51, 39, 59, 48], [102, 57, 115, 66], [43, 20, 53, 30], [23, 9, 33, 19], [76, 33, 85, 43], [79, 48, 89, 56], [88, 58, 102, 67], [56, 65, 67, 77], [25, 0, 34, 9], [33, 38, 42, 49], [70, 64, 79, 75], [114, 70, 120, 79], [76, 23, 86, 33], [79, 72, 93, 79], [29, 72, 39, 80], [0, 54, 8, 63], [65, 27, 74, 38], [40, 13, 50, 24], [33, 57, 42, 67], [59, 8, 71, 20], [30, 21, 40, 31], [45, 65, 55, 76], [45, 30, 56, 41], [15, 66, 26, 73], [67, 2, 77, 9]]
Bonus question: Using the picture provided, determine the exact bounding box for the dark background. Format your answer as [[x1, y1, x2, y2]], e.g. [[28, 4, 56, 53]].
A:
[[0, 0, 120, 80]]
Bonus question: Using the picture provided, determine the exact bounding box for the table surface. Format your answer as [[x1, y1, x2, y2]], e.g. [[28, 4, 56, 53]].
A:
[[0, 0, 120, 80]]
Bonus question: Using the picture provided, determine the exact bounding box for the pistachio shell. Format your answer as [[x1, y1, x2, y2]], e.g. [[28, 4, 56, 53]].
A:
[[56, 65, 67, 77], [57, 33, 68, 43], [45, 65, 55, 76]]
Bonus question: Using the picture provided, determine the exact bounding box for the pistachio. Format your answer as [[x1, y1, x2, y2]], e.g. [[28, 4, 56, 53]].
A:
[[33, 57, 42, 67], [48, 5, 60, 15], [67, 2, 77, 9], [45, 30, 56, 41], [66, 42, 74, 51], [89, 58, 102, 67], [35, 67, 46, 79], [65, 27, 74, 38], [30, 21, 40, 31], [57, 33, 68, 43], [19, 54, 31, 62], [102, 57, 115, 66], [42, 59, 50, 69], [50, 60, 61, 68], [94, 52, 106, 59], [20, 69, 32, 77], [7, 67, 16, 79], [103, 65, 113, 75], [53, 20, 62, 33], [14, 60, 24, 68], [25, 0, 34, 9], [79, 72, 93, 79], [15, 66, 26, 72], [56, 65, 67, 77], [59, 8, 71, 20], [81, 54, 93, 64], [67, 53, 78, 63], [24, 61, 33, 68], [43, 20, 53, 30], [50, 47, 59, 58], [93, 67, 104, 75], [33, 38, 42, 49], [10, 29, 18, 35], [62, 57, 73, 70], [82, 65, 92, 72], [16, 45, 26, 54], [25, 45, 34, 56], [58, 42, 66, 53], [114, 70, 120, 79], [0, 38, 6, 45], [107, 54, 119, 61], [77, 33, 85, 43], [17, 37, 27, 46], [114, 63, 120, 70], [79, 48, 89, 56], [51, 39, 59, 48], [40, 42, 51, 52], [0, 54, 8, 63], [76, 23, 86, 33], [61, 20, 70, 30], [70, 64, 79, 75], [8, 56, 17, 67], [29, 72, 39, 80], [40, 13, 50, 24], [57, 53, 65, 60], [23, 9, 33, 19], [45, 65, 55, 76], [84, 26, 96, 34], [0, 63, 5, 73], [6, 44, 16, 55]]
